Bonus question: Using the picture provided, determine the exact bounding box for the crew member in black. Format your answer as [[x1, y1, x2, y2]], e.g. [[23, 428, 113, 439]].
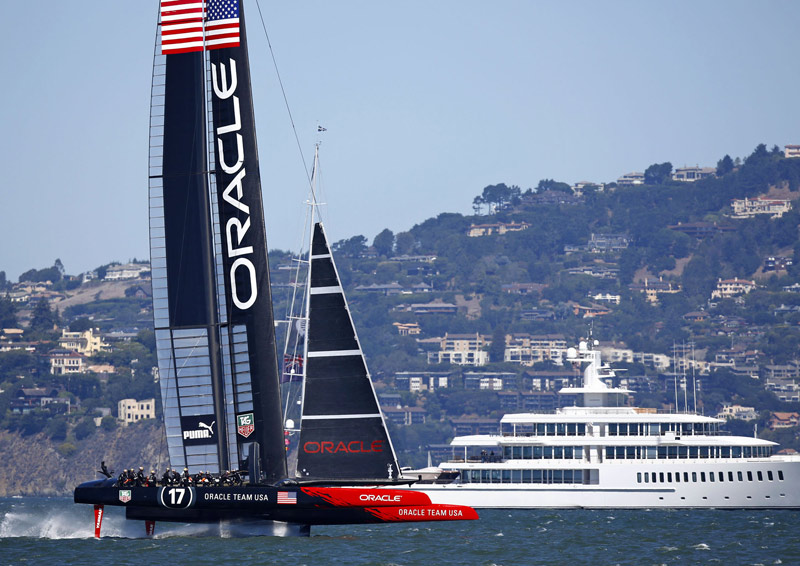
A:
[[162, 467, 172, 486], [182, 467, 191, 486], [136, 466, 146, 486], [118, 469, 128, 486]]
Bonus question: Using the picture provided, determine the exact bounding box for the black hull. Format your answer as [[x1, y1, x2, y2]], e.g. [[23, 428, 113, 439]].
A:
[[75, 479, 478, 529]]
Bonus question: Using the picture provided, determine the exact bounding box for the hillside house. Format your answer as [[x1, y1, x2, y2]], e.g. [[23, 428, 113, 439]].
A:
[[427, 333, 490, 366], [504, 334, 566, 366], [58, 328, 109, 357], [118, 398, 156, 425], [711, 278, 757, 300], [467, 221, 530, 237], [49, 349, 86, 375], [672, 166, 716, 182], [731, 197, 792, 219]]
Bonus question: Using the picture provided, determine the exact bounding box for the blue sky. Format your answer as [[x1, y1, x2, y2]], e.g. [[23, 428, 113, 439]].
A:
[[1, 1, 799, 281]]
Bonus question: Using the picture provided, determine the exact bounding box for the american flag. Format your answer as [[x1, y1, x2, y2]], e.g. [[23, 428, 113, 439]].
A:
[[281, 354, 304, 383], [160, 0, 240, 55], [277, 491, 297, 505]]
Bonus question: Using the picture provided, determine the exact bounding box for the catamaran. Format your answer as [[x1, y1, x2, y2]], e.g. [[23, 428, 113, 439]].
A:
[[73, 0, 477, 536]]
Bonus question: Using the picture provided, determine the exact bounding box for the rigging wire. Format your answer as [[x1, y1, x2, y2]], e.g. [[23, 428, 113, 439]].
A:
[[252, 0, 316, 197]]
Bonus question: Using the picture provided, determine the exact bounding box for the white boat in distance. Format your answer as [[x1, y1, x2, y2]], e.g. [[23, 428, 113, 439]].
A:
[[402, 340, 800, 508]]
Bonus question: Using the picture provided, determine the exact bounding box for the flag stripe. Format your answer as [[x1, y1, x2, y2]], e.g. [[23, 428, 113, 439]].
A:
[[161, 0, 240, 54]]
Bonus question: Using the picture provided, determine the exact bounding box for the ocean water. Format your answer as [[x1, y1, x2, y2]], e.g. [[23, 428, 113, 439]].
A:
[[0, 498, 797, 566]]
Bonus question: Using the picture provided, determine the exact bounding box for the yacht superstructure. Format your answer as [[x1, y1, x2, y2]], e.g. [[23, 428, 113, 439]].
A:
[[403, 340, 800, 508]]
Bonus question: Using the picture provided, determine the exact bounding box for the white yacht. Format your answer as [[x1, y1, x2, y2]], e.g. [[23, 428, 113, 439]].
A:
[[402, 340, 800, 508]]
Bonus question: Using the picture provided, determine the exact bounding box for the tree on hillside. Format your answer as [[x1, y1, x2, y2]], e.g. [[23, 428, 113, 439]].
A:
[[536, 179, 572, 193], [333, 235, 368, 258], [472, 183, 521, 214], [716, 154, 734, 176], [29, 298, 59, 333], [373, 229, 395, 257], [0, 296, 17, 328], [644, 162, 673, 185], [19, 261, 64, 284], [395, 232, 415, 255]]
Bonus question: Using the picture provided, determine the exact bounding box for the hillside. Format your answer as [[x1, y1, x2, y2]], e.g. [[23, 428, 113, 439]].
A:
[[2, 143, 800, 473], [0, 421, 167, 496]]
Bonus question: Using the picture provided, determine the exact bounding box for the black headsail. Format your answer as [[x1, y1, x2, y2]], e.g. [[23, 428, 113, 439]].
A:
[[296, 223, 400, 482], [150, 0, 286, 482]]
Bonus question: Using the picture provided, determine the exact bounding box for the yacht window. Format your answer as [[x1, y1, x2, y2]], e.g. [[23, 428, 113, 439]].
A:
[[692, 472, 697, 482], [577, 423, 586, 435], [689, 446, 698, 458], [675, 472, 680, 483], [512, 469, 522, 483], [626, 446, 636, 459], [647, 446, 657, 459], [667, 472, 672, 482], [563, 470, 573, 483], [523, 446, 532, 459], [546, 423, 556, 436], [768, 470, 774, 481], [738, 471, 743, 481], [544, 447, 553, 459], [504, 446, 513, 460], [532, 470, 542, 483], [757, 471, 763, 482], [609, 423, 618, 436], [660, 472, 665, 483], [709, 472, 714, 482], [678, 446, 688, 459], [719, 472, 724, 482], [637, 472, 642, 483], [649, 423, 660, 436], [575, 447, 584, 459], [700, 472, 706, 482], [747, 471, 753, 481], [565, 446, 574, 459], [743, 447, 752, 458], [668, 446, 678, 459], [512, 446, 522, 460], [535, 423, 545, 436], [778, 470, 784, 481], [699, 447, 709, 458], [651, 472, 657, 483], [684, 472, 689, 482], [522, 470, 532, 483], [554, 446, 564, 459], [643, 472, 649, 483], [481, 470, 490, 483], [619, 423, 628, 437], [732, 446, 742, 458], [557, 423, 566, 436], [721, 446, 730, 458], [681, 423, 692, 436], [552, 470, 563, 484], [534, 446, 543, 459], [657, 446, 667, 459], [567, 423, 576, 436], [728, 471, 734, 482], [502, 470, 512, 484], [616, 446, 626, 459]]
